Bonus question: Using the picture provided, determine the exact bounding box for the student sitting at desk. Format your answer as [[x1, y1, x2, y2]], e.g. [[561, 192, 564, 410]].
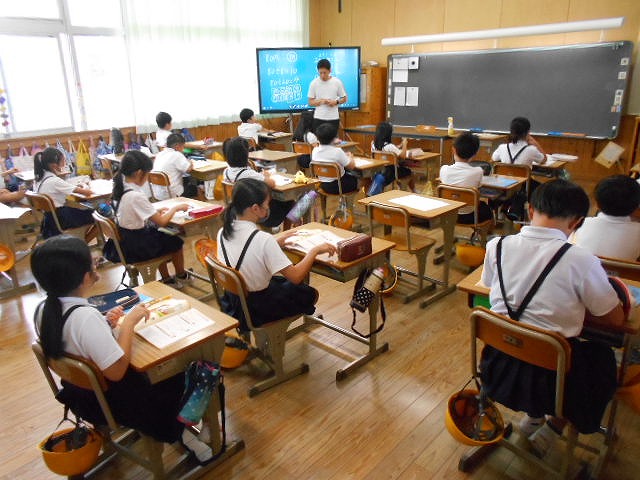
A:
[[33, 147, 95, 239], [480, 180, 625, 457], [440, 132, 493, 224], [222, 137, 293, 229], [572, 174, 640, 261], [292, 110, 317, 169], [155, 111, 173, 148], [311, 123, 357, 195], [151, 133, 196, 200], [0, 167, 26, 204], [217, 178, 336, 331], [104, 150, 189, 289], [237, 108, 271, 147], [372, 122, 416, 192], [492, 116, 546, 167]]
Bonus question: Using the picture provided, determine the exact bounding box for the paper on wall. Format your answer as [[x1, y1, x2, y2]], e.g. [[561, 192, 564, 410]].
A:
[[406, 87, 419, 106], [392, 69, 408, 83], [393, 87, 406, 106], [392, 57, 409, 70]]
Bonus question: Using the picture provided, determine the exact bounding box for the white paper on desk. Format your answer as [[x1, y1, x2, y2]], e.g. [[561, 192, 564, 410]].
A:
[[392, 58, 409, 70], [354, 158, 372, 168], [389, 194, 448, 212], [14, 170, 35, 182], [393, 87, 406, 106], [0, 203, 30, 219], [271, 174, 293, 186], [192, 159, 211, 169], [535, 156, 556, 167], [271, 132, 289, 137], [136, 308, 214, 349], [88, 179, 113, 195], [392, 69, 408, 83], [406, 87, 419, 106]]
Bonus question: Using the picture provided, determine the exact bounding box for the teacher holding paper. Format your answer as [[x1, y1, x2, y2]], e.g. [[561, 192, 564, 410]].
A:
[[307, 59, 347, 132]]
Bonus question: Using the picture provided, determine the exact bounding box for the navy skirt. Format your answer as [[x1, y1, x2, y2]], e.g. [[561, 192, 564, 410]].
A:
[[382, 164, 412, 186], [42, 206, 94, 239], [320, 174, 358, 195], [457, 202, 493, 224], [103, 226, 183, 264], [57, 369, 185, 443], [480, 338, 617, 434], [221, 276, 318, 332]]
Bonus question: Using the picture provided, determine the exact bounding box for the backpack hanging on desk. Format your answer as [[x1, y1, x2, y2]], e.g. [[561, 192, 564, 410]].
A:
[[349, 268, 386, 338]]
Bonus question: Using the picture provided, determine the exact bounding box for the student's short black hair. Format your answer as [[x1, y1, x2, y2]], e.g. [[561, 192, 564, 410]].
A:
[[530, 179, 589, 220], [223, 137, 250, 167], [166, 133, 185, 149], [453, 132, 480, 160], [317, 59, 331, 71], [156, 111, 172, 129], [239, 108, 254, 123], [595, 174, 640, 216], [509, 116, 531, 143], [315, 123, 338, 145]]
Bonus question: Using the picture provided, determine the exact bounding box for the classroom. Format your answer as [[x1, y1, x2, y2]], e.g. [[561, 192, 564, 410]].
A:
[[2, 1, 640, 479]]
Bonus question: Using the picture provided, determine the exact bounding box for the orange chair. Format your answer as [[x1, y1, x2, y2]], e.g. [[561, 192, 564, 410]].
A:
[[148, 171, 173, 201], [310, 160, 359, 224]]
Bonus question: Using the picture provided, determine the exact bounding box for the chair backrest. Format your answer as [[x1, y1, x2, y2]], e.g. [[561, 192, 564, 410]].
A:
[[293, 142, 313, 155], [437, 184, 484, 226], [469, 160, 492, 176], [492, 163, 531, 179], [222, 180, 234, 206], [26, 191, 64, 233], [32, 342, 118, 430], [310, 161, 341, 181], [148, 171, 172, 201], [372, 150, 397, 164], [599, 256, 640, 282], [204, 256, 257, 331], [92, 211, 127, 265], [469, 307, 571, 417], [367, 201, 416, 251]]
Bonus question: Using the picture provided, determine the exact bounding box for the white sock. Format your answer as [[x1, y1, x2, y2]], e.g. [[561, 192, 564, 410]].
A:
[[518, 415, 545, 436], [182, 429, 213, 463]]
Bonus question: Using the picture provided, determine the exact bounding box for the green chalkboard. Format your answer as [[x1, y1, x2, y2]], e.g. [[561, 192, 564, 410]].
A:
[[387, 42, 633, 139]]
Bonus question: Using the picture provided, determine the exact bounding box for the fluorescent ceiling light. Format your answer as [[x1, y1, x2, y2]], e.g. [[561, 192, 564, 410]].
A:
[[381, 17, 625, 47]]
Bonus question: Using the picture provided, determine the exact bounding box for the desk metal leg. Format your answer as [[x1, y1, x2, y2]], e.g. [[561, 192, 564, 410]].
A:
[[420, 210, 458, 308]]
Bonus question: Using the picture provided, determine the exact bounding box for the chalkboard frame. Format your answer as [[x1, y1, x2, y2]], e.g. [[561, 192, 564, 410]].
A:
[[387, 42, 633, 139], [256, 46, 361, 114]]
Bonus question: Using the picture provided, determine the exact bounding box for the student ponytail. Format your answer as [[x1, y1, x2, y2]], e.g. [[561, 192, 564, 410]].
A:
[[222, 178, 270, 240], [373, 122, 393, 151], [112, 150, 153, 203], [509, 117, 531, 144], [293, 110, 314, 142], [31, 236, 93, 359], [34, 147, 63, 182]]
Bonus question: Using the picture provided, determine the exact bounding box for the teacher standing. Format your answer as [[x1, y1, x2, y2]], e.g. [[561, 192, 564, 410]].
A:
[[307, 59, 347, 132]]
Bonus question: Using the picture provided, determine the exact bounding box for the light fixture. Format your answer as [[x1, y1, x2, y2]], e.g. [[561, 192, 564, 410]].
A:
[[381, 17, 624, 47]]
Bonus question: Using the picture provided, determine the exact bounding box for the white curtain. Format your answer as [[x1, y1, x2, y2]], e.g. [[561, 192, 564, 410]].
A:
[[121, 0, 308, 132]]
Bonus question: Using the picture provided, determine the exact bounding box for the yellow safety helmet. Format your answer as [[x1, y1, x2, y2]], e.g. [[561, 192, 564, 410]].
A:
[[220, 333, 250, 369], [456, 243, 486, 268], [0, 244, 15, 272], [194, 238, 218, 267], [39, 427, 102, 476], [445, 389, 504, 446], [329, 210, 354, 230]]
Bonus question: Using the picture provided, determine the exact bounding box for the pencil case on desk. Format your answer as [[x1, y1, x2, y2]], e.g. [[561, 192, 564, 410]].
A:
[[337, 234, 372, 262], [189, 205, 224, 219], [88, 289, 139, 314]]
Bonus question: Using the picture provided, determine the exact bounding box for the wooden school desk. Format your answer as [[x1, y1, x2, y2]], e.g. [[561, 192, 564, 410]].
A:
[[184, 140, 224, 159], [531, 159, 568, 183], [359, 190, 464, 308], [479, 174, 526, 193], [248, 149, 301, 174], [131, 281, 245, 467], [335, 140, 360, 154], [349, 156, 390, 179], [270, 173, 320, 200], [152, 197, 224, 237], [189, 159, 228, 182], [278, 223, 395, 381], [0, 204, 36, 299], [70, 179, 114, 205], [259, 132, 293, 151]]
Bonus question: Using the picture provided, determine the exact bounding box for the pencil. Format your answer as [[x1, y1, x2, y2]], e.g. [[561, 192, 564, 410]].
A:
[[144, 295, 172, 308]]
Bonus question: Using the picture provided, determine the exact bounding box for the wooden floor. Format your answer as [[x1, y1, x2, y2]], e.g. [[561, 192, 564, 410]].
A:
[[2, 200, 639, 479]]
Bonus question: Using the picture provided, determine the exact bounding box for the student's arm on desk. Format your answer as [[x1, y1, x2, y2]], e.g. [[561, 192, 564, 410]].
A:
[[279, 242, 337, 284], [152, 203, 189, 227], [262, 170, 276, 188], [585, 303, 626, 331], [344, 151, 355, 170], [103, 304, 149, 381]]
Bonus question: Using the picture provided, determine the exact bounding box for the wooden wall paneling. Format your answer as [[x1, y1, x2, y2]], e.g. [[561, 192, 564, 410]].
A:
[[498, 0, 570, 49], [441, 0, 502, 52], [351, 0, 396, 63], [314, 0, 353, 48], [393, 0, 446, 54]]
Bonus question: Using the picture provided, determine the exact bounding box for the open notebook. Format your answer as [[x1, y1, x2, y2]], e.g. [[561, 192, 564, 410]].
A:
[[284, 229, 353, 262]]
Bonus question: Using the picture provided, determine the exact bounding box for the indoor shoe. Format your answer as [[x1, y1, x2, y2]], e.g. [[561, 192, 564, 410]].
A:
[[162, 276, 184, 289], [181, 429, 214, 463], [518, 415, 545, 437], [528, 422, 562, 459]]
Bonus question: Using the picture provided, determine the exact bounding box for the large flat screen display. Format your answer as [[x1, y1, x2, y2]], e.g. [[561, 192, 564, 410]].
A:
[[256, 47, 361, 114]]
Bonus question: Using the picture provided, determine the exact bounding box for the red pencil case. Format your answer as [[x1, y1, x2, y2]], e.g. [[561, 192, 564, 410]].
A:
[[190, 205, 224, 218]]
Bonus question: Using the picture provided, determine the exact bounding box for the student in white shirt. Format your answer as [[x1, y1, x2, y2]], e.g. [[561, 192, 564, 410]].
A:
[[0, 167, 26, 204], [151, 133, 194, 200], [217, 178, 335, 331], [440, 132, 493, 223], [155, 111, 172, 148], [104, 150, 189, 288], [307, 59, 347, 132], [292, 110, 318, 169], [237, 108, 270, 146], [492, 116, 546, 167], [481, 179, 625, 456], [572, 174, 640, 261], [372, 122, 415, 192], [311, 123, 357, 195], [33, 147, 94, 239]]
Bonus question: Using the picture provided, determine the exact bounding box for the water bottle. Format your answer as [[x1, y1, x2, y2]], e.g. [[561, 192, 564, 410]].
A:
[[447, 116, 455, 136], [363, 267, 385, 293], [97, 202, 113, 218], [286, 190, 318, 223]]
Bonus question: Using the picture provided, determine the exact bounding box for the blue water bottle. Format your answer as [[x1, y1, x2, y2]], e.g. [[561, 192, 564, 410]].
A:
[[286, 190, 318, 223]]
